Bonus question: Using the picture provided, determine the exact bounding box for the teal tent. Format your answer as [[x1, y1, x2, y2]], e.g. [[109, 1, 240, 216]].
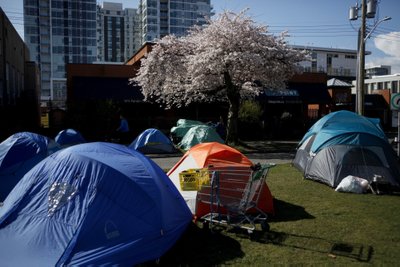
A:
[[170, 119, 205, 143], [178, 125, 224, 151], [293, 110, 400, 188]]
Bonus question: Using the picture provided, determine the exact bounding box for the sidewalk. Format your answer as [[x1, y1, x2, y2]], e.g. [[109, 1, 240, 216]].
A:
[[149, 140, 298, 170]]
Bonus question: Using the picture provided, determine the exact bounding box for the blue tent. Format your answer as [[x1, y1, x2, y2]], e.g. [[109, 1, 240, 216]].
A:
[[0, 132, 59, 201], [299, 110, 385, 153], [55, 128, 86, 147], [0, 142, 192, 266], [293, 111, 400, 188], [129, 128, 177, 154]]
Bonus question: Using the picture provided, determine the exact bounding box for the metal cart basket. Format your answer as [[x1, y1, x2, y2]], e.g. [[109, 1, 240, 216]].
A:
[[199, 163, 275, 232]]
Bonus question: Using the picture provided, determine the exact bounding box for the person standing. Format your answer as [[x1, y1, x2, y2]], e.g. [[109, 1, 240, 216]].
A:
[[116, 113, 130, 144]]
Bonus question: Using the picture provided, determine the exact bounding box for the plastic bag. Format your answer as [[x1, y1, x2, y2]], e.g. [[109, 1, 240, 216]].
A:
[[335, 175, 369, 194]]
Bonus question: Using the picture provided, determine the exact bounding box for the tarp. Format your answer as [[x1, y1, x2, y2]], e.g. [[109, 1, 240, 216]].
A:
[[0, 142, 192, 266], [293, 111, 400, 188], [167, 142, 274, 217], [129, 128, 177, 154], [178, 125, 224, 151], [0, 132, 59, 201], [170, 119, 205, 141], [55, 128, 86, 147]]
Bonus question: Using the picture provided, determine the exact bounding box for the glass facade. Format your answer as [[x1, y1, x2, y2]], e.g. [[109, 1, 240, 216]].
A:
[[124, 8, 141, 60], [23, 0, 211, 108], [24, 0, 97, 108], [139, 0, 212, 44], [97, 3, 140, 63]]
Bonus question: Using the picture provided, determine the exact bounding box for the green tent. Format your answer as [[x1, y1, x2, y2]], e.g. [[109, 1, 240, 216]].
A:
[[170, 119, 206, 142], [178, 125, 224, 151]]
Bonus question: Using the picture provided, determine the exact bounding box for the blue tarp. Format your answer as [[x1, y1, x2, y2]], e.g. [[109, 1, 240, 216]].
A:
[[299, 110, 387, 153], [55, 128, 86, 147], [129, 128, 176, 154], [0, 132, 59, 201], [0, 142, 192, 266]]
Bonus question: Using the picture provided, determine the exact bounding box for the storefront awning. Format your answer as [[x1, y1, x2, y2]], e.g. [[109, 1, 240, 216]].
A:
[[263, 86, 332, 104]]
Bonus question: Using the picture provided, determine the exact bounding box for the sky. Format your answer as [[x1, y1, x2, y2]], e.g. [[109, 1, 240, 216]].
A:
[[1, 0, 400, 72]]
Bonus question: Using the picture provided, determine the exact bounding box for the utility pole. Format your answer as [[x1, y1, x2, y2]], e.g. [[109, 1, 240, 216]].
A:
[[357, 0, 367, 115], [350, 0, 391, 116]]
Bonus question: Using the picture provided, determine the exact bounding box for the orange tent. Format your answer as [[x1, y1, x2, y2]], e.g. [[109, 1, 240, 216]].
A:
[[167, 142, 274, 218]]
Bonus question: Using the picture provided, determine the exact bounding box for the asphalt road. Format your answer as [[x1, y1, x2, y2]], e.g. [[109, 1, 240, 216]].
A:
[[148, 134, 398, 170]]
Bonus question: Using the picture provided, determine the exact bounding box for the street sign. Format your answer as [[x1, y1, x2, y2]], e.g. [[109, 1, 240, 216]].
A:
[[391, 93, 400, 110]]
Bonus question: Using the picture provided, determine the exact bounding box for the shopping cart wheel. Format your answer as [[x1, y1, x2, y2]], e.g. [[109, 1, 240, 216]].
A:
[[261, 221, 270, 232]]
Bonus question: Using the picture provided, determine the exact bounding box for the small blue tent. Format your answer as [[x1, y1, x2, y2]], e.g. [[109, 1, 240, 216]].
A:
[[55, 128, 86, 147], [0, 132, 59, 201], [293, 111, 400, 188], [0, 142, 192, 266], [129, 128, 177, 154]]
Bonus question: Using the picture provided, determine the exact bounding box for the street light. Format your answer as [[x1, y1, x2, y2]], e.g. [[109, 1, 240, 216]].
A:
[[350, 0, 391, 115], [364, 16, 392, 41]]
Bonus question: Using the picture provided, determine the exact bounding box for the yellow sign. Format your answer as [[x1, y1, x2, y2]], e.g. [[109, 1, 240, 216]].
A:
[[41, 113, 49, 128]]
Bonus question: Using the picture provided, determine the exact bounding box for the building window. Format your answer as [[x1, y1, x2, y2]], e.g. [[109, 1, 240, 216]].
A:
[[393, 81, 399, 93]]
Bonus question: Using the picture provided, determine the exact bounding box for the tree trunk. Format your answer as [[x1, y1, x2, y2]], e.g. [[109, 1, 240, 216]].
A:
[[224, 72, 240, 145]]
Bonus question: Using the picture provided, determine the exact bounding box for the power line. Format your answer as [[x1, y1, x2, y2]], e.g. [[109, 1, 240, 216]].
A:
[[268, 24, 352, 28], [4, 8, 400, 44]]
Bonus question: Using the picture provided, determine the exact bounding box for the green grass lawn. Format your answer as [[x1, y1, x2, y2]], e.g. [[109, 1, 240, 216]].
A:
[[145, 163, 400, 266]]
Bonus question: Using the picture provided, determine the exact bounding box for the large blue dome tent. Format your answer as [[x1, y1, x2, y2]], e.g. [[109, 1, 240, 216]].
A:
[[0, 132, 59, 201], [0, 142, 192, 266], [293, 110, 400, 188]]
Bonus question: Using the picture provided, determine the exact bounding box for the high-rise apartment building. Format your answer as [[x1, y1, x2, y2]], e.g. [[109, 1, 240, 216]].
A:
[[23, 0, 210, 108], [139, 0, 212, 43], [24, 0, 97, 109], [96, 2, 140, 63], [124, 8, 141, 60]]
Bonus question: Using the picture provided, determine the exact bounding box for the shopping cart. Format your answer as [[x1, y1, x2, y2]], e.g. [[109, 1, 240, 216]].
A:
[[199, 163, 275, 233]]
